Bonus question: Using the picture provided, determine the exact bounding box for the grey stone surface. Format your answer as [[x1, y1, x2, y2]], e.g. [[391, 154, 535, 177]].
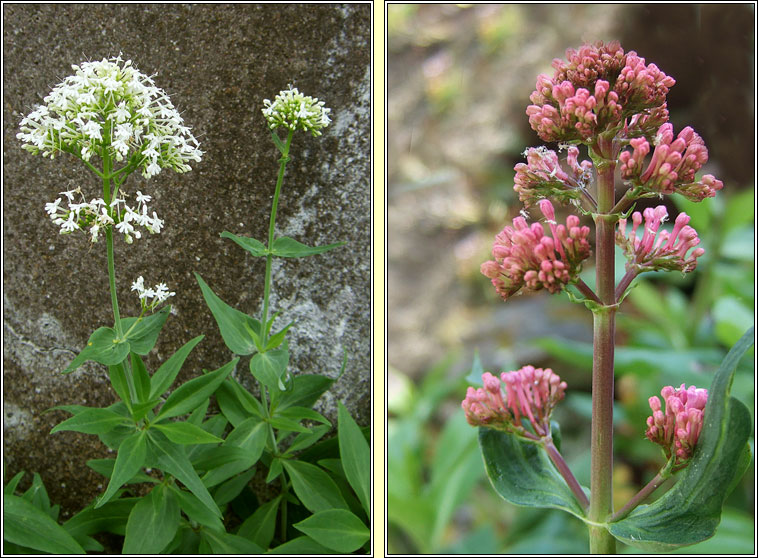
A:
[[3, 3, 370, 515]]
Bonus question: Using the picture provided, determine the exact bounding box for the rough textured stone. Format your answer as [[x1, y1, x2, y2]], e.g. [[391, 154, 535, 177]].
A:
[[3, 3, 370, 516]]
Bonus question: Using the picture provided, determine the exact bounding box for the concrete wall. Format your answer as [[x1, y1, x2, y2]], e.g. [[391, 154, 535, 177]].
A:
[[3, 3, 370, 516]]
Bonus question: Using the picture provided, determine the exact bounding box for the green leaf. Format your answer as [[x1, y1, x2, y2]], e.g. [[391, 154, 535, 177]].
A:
[[266, 457, 283, 483], [23, 473, 55, 520], [146, 430, 222, 518], [130, 352, 151, 403], [63, 327, 129, 373], [250, 347, 289, 391], [153, 421, 224, 445], [96, 430, 147, 508], [4, 494, 85, 554], [337, 401, 370, 516], [122, 485, 180, 554], [281, 460, 349, 513], [285, 424, 332, 456], [120, 305, 170, 355], [274, 406, 330, 425], [265, 321, 294, 350], [195, 272, 262, 355], [198, 446, 258, 488], [224, 416, 268, 463], [50, 407, 129, 435], [201, 528, 265, 554], [212, 467, 256, 506], [276, 374, 334, 410], [215, 378, 264, 427], [63, 497, 139, 538], [155, 358, 237, 421], [131, 399, 160, 422], [726, 440, 753, 498], [293, 509, 370, 553], [609, 327, 754, 551], [271, 236, 345, 257], [267, 416, 311, 433], [86, 459, 156, 484], [149, 335, 204, 400], [168, 484, 225, 532], [4, 471, 25, 495], [267, 535, 336, 554], [270, 130, 287, 154], [479, 427, 587, 518], [107, 362, 133, 415], [220, 231, 268, 257], [464, 350, 485, 386], [237, 495, 281, 548]]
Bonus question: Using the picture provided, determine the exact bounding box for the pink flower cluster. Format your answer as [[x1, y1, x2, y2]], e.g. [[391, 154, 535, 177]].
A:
[[526, 41, 675, 143], [462, 366, 567, 438], [646, 384, 708, 469], [514, 145, 593, 207], [616, 205, 704, 274], [619, 123, 724, 201], [481, 200, 591, 300]]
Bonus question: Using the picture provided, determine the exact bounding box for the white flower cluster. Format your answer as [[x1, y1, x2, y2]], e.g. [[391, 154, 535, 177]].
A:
[[262, 86, 331, 137], [45, 187, 163, 244], [17, 54, 202, 178], [131, 276, 175, 310]]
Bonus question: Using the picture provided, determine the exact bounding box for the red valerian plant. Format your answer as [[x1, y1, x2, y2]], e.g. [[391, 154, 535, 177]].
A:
[[465, 41, 751, 554]]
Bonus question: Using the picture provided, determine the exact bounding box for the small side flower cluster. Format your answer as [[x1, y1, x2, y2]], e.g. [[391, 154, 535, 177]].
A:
[[462, 366, 567, 438], [646, 384, 708, 470], [45, 188, 163, 243], [619, 122, 723, 201], [526, 41, 675, 143], [481, 199, 591, 300], [514, 145, 593, 207], [262, 86, 331, 137], [17, 54, 202, 178], [616, 205, 704, 274], [131, 276, 175, 311]]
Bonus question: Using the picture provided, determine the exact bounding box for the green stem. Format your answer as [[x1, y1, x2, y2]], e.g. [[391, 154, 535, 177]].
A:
[[588, 140, 618, 554], [260, 130, 295, 348], [544, 439, 590, 511], [102, 148, 124, 339], [280, 478, 289, 542], [609, 466, 672, 523]]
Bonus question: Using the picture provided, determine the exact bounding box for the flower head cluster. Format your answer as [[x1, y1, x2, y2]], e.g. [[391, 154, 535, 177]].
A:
[[462, 366, 567, 438], [481, 200, 591, 300], [17, 54, 202, 178], [646, 384, 708, 470], [131, 276, 175, 311], [45, 188, 163, 244], [616, 205, 704, 274], [514, 145, 593, 207], [526, 41, 675, 143], [262, 86, 331, 137], [619, 123, 723, 201]]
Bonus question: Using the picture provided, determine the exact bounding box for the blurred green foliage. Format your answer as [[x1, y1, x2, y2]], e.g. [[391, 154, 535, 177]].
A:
[[387, 188, 754, 554]]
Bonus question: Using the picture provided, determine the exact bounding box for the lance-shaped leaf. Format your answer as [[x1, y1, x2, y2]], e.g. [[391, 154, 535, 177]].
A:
[[154, 358, 237, 421], [122, 484, 180, 554], [282, 460, 349, 513], [271, 236, 345, 258], [338, 401, 371, 516], [608, 327, 754, 551], [250, 347, 289, 391], [237, 494, 282, 549], [50, 407, 130, 435], [4, 494, 85, 554], [195, 272, 262, 355], [153, 421, 224, 445], [479, 427, 587, 518], [220, 231, 268, 257], [149, 335, 204, 400], [130, 353, 151, 403], [64, 327, 130, 373], [96, 430, 147, 508], [293, 509, 370, 553], [120, 305, 171, 355]]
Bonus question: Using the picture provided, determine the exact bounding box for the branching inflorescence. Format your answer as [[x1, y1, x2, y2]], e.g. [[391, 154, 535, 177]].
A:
[[466, 40, 727, 553]]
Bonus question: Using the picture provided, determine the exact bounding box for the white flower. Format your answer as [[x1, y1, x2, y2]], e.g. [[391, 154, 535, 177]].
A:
[[135, 190, 151, 204], [18, 54, 202, 177], [45, 198, 63, 215], [131, 276, 145, 292], [132, 276, 175, 310], [261, 86, 331, 137]]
